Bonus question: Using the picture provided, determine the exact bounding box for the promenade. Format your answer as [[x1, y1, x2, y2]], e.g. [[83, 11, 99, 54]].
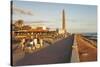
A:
[[12, 34, 97, 66], [14, 35, 74, 66]]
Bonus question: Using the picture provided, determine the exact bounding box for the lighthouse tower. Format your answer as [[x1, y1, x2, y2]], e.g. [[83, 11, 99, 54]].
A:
[[62, 9, 66, 33], [59, 9, 66, 34]]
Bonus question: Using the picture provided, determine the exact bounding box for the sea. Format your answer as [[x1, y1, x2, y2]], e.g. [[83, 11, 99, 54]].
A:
[[81, 33, 97, 41]]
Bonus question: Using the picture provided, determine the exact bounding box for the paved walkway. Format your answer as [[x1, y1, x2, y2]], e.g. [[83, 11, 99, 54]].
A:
[[75, 34, 97, 62], [14, 35, 74, 66]]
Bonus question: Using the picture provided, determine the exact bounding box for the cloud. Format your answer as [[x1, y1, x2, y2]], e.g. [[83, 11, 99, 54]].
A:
[[12, 5, 33, 16]]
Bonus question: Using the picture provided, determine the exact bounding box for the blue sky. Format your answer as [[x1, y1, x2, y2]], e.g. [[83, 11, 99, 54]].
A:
[[12, 1, 97, 33]]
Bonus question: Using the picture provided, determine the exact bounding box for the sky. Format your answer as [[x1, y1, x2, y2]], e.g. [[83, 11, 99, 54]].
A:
[[12, 1, 97, 33]]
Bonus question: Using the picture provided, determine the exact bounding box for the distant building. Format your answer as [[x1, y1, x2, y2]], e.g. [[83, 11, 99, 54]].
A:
[[58, 29, 65, 34], [22, 25, 32, 30]]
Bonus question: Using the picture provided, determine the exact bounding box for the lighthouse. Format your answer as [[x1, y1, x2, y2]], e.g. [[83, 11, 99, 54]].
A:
[[62, 9, 66, 33], [59, 9, 66, 34]]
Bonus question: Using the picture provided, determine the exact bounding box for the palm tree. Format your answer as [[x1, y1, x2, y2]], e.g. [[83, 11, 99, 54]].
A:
[[15, 19, 24, 30]]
